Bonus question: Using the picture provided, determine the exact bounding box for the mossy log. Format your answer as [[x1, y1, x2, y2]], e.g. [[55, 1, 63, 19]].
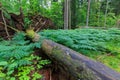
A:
[[41, 39, 120, 80]]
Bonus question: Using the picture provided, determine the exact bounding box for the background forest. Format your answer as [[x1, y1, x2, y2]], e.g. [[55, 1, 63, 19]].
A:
[[1, 0, 120, 29], [0, 0, 120, 80]]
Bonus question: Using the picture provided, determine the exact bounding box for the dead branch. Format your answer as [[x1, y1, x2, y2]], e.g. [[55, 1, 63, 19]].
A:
[[36, 21, 46, 32], [1, 10, 10, 40], [42, 40, 120, 80], [35, 18, 42, 27], [0, 22, 20, 32]]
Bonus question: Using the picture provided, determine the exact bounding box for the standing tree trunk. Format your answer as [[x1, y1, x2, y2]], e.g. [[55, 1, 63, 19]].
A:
[[71, 0, 76, 29], [98, 2, 101, 27], [64, 0, 71, 29], [104, 0, 109, 27], [68, 0, 71, 29], [53, 0, 58, 2], [86, 0, 91, 28], [64, 0, 69, 29]]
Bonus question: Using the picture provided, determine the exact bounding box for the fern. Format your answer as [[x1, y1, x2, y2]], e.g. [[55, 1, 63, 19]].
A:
[[0, 0, 20, 15], [40, 28, 120, 55], [0, 32, 43, 76]]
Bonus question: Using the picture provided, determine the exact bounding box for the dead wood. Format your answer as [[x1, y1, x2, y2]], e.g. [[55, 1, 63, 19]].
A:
[[42, 39, 120, 80]]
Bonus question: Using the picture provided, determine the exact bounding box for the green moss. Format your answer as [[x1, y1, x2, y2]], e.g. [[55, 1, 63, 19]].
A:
[[52, 47, 99, 79], [26, 29, 35, 39], [95, 55, 120, 72]]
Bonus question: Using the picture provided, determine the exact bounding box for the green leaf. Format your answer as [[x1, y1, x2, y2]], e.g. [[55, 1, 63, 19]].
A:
[[0, 61, 8, 66], [0, 72, 6, 77]]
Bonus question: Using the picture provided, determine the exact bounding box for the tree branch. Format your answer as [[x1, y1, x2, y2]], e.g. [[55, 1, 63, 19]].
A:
[[1, 10, 10, 40], [0, 22, 20, 32]]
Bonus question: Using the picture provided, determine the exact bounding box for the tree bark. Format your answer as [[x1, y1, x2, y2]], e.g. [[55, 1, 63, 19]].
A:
[[42, 39, 120, 80], [104, 0, 109, 27], [86, 0, 91, 28], [71, 0, 76, 29], [64, 0, 71, 29], [53, 0, 58, 2], [64, 0, 68, 29], [68, 0, 71, 29]]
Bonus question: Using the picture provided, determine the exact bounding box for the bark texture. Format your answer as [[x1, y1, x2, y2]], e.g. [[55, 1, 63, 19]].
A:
[[42, 39, 120, 80]]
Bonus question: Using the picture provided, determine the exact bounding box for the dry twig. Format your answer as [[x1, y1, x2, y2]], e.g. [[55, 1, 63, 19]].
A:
[[1, 10, 10, 40], [0, 22, 20, 32], [35, 21, 46, 32]]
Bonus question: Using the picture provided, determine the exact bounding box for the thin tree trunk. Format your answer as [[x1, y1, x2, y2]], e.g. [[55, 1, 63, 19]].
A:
[[86, 0, 91, 28], [64, 0, 69, 29], [104, 0, 109, 27], [98, 5, 101, 27], [68, 0, 71, 29], [53, 0, 58, 2], [71, 0, 76, 29]]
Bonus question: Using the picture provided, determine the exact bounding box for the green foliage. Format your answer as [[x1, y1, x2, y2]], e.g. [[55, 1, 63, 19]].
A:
[[106, 13, 116, 27], [1, 0, 120, 28], [24, 18, 32, 29], [40, 28, 120, 54], [95, 55, 120, 72], [0, 32, 50, 79], [1, 0, 64, 29], [76, 8, 87, 26], [40, 28, 120, 72], [32, 72, 42, 80], [17, 66, 32, 80], [40, 2, 64, 29], [15, 54, 50, 80], [0, 0, 20, 15], [0, 33, 33, 77], [72, 0, 120, 28], [47, 2, 63, 28], [0, 0, 41, 16]]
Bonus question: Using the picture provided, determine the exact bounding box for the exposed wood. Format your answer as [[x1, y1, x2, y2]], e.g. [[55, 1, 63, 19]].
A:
[[31, 15, 55, 31], [35, 49, 73, 80], [42, 39, 120, 80], [0, 22, 20, 32], [1, 10, 10, 40]]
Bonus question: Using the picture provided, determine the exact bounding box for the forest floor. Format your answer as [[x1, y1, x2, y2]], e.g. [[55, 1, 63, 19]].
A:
[[0, 9, 120, 79], [40, 29, 120, 73]]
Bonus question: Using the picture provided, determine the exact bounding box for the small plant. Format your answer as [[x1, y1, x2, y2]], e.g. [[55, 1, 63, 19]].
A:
[[0, 32, 51, 79], [16, 54, 50, 80], [17, 66, 32, 80], [32, 72, 42, 80]]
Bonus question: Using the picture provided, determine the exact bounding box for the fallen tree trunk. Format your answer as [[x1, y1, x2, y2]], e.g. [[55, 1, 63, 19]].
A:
[[41, 39, 120, 80]]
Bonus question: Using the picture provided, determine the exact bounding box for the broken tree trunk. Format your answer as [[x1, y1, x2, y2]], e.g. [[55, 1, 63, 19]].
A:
[[41, 39, 120, 80]]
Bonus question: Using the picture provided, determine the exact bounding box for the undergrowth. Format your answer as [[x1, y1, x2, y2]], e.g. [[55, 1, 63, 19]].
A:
[[40, 28, 120, 72], [0, 32, 50, 80]]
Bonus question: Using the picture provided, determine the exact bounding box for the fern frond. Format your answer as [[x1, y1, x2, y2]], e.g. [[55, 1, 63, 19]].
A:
[[40, 28, 120, 55]]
